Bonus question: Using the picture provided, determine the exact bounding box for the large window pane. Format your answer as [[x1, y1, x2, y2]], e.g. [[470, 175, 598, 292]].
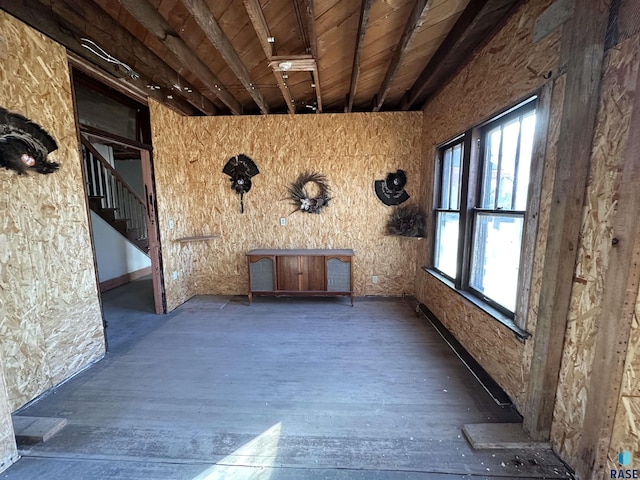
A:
[[515, 112, 536, 209], [450, 143, 462, 209], [481, 128, 501, 208], [498, 119, 520, 209], [481, 110, 537, 211], [469, 213, 524, 312], [434, 212, 459, 279], [440, 148, 452, 208]]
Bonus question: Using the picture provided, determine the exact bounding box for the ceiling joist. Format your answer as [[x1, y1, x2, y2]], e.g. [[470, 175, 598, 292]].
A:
[[401, 0, 518, 110], [117, 0, 243, 115], [373, 0, 434, 112], [243, 0, 295, 114], [303, 0, 322, 113], [182, 0, 269, 114], [347, 0, 374, 113]]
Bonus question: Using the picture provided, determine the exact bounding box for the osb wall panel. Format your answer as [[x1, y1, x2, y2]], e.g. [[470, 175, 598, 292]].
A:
[[551, 33, 640, 463], [416, 275, 529, 402], [414, 0, 560, 410], [0, 362, 17, 473], [607, 296, 640, 473], [150, 103, 423, 311], [0, 12, 105, 411]]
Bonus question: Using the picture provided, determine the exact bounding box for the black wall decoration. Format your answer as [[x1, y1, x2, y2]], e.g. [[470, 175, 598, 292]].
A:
[[374, 169, 409, 206], [222, 154, 259, 213], [0, 107, 59, 175], [386, 204, 426, 237]]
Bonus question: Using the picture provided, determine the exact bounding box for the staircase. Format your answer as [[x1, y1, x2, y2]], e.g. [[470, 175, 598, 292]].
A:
[[81, 136, 149, 253]]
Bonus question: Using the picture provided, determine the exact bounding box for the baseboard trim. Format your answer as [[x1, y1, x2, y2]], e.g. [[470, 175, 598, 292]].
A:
[[417, 303, 513, 407], [99, 267, 151, 292]]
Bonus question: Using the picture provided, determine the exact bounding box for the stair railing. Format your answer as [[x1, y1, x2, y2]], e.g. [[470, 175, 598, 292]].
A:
[[81, 136, 148, 248]]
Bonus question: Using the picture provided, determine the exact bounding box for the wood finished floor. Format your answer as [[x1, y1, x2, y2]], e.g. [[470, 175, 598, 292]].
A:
[[4, 279, 573, 479]]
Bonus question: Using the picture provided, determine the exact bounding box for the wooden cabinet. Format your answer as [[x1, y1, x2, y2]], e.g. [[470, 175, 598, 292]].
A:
[[247, 249, 354, 305]]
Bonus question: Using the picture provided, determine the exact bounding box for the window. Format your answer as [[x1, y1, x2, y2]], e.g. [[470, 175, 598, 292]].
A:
[[431, 99, 537, 319], [433, 138, 463, 280]]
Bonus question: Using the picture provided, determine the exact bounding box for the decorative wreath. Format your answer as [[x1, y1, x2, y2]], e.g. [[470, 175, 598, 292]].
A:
[[287, 171, 331, 214], [386, 204, 426, 237]]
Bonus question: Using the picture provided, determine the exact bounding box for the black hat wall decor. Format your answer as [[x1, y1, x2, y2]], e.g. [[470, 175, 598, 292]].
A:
[[0, 107, 59, 175], [374, 169, 409, 206], [222, 154, 259, 213]]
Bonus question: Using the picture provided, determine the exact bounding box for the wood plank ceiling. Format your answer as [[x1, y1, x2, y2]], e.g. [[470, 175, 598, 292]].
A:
[[0, 0, 521, 116]]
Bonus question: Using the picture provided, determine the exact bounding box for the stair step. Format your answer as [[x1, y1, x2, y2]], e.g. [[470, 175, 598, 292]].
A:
[[98, 208, 118, 222], [112, 219, 129, 235], [126, 227, 141, 240], [88, 196, 103, 210]]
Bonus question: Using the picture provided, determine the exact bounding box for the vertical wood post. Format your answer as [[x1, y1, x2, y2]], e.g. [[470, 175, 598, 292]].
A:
[[523, 0, 612, 439], [574, 37, 640, 478]]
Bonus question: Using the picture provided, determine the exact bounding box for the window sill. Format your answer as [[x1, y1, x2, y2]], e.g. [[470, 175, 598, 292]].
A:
[[422, 267, 530, 342]]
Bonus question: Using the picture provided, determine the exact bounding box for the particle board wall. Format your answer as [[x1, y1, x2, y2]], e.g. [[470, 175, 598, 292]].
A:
[[0, 363, 16, 474], [0, 10, 105, 416], [550, 32, 640, 467], [414, 0, 560, 410], [149, 103, 423, 311], [607, 291, 640, 471]]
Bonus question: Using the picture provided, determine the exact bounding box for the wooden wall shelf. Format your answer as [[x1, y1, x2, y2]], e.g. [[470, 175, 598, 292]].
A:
[[175, 235, 218, 243], [247, 249, 354, 305]]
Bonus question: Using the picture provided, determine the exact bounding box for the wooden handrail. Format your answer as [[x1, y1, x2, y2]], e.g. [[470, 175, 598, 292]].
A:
[[81, 135, 149, 248], [80, 136, 146, 206], [80, 124, 152, 151]]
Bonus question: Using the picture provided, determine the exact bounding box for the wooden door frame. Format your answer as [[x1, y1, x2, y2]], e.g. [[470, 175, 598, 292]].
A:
[[140, 148, 165, 314], [77, 126, 166, 315], [69, 63, 166, 316]]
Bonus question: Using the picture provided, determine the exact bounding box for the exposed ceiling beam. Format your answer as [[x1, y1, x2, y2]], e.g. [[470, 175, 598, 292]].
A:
[[69, 53, 209, 116], [347, 0, 373, 113], [293, 0, 310, 53], [243, 0, 275, 58], [373, 0, 434, 112], [401, 0, 518, 110], [0, 0, 215, 116], [303, 0, 322, 113], [117, 0, 243, 115], [243, 0, 296, 114], [181, 0, 269, 114]]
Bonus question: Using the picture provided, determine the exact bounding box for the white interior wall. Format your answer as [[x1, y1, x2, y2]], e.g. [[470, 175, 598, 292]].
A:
[[90, 211, 151, 282]]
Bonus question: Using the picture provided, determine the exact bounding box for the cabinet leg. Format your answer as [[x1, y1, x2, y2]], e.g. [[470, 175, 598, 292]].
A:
[[248, 293, 252, 305], [350, 294, 354, 307]]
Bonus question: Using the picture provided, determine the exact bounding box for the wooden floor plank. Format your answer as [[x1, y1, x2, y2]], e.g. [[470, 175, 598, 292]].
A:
[[4, 279, 573, 479]]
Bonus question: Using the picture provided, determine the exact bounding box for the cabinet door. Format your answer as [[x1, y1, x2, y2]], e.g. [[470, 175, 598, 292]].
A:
[[300, 256, 325, 291], [276, 255, 326, 291], [276, 256, 300, 291]]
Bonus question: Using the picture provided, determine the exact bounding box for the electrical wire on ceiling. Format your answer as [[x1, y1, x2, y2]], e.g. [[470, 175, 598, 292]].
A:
[[80, 38, 140, 80]]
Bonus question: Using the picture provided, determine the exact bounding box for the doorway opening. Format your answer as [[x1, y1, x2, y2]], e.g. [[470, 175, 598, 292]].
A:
[[72, 68, 166, 335]]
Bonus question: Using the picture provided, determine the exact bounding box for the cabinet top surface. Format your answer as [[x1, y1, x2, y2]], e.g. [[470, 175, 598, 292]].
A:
[[248, 249, 354, 256]]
